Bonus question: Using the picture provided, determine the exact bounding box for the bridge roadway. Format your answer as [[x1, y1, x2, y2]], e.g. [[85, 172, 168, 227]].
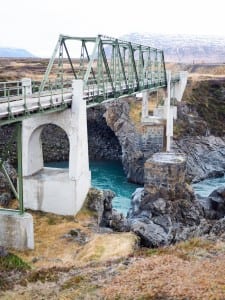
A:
[[0, 77, 169, 125]]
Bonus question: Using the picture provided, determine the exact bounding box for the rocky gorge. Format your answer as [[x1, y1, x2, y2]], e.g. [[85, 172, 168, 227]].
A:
[[1, 76, 225, 248]]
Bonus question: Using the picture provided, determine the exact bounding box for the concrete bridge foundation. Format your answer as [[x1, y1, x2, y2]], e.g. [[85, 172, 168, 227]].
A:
[[0, 211, 34, 250], [22, 80, 91, 215]]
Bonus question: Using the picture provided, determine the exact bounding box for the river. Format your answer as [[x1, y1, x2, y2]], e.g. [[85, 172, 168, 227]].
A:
[[45, 160, 140, 215], [192, 175, 225, 197], [46, 161, 225, 215]]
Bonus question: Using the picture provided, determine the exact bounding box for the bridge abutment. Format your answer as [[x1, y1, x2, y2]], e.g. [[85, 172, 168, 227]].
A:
[[23, 80, 91, 215], [0, 211, 34, 250]]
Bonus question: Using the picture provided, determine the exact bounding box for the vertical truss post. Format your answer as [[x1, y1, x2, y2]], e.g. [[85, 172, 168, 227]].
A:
[[58, 43, 64, 86], [116, 41, 128, 92], [128, 43, 139, 91], [17, 122, 24, 214], [138, 46, 144, 89]]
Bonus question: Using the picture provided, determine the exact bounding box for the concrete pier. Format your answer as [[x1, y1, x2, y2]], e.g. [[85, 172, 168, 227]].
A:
[[0, 211, 34, 250], [144, 152, 187, 197], [23, 80, 91, 215]]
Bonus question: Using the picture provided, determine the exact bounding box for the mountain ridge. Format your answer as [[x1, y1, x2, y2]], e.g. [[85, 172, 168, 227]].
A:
[[120, 33, 225, 63], [0, 47, 35, 58]]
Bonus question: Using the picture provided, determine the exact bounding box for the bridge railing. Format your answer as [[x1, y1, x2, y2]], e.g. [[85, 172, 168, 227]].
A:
[[0, 81, 23, 98], [84, 73, 167, 104], [0, 79, 73, 101]]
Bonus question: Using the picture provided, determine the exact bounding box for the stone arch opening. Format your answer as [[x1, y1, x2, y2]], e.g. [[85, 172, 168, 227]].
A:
[[25, 122, 70, 176], [41, 124, 70, 165], [22, 100, 91, 215]]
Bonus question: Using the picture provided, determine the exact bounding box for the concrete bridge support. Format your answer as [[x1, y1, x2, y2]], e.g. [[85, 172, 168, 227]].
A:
[[171, 71, 188, 102], [22, 80, 91, 215], [0, 211, 34, 250]]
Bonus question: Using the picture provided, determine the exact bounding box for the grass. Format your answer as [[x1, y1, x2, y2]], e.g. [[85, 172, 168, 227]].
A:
[[60, 275, 85, 290], [0, 252, 30, 291], [0, 252, 30, 271]]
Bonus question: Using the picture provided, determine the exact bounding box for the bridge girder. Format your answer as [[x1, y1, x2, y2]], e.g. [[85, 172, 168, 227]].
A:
[[39, 34, 167, 101]]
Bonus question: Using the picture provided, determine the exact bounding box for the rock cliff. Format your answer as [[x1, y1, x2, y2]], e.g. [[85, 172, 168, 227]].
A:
[[104, 97, 165, 184]]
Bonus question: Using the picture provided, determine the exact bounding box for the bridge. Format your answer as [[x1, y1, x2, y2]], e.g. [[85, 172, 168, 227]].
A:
[[0, 35, 187, 249]]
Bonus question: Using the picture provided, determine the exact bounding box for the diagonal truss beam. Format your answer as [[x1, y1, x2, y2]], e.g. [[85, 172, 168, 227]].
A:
[[39, 34, 167, 100]]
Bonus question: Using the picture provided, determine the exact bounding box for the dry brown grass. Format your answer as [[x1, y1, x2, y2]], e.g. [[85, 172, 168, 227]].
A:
[[0, 58, 80, 81], [3, 236, 225, 299], [75, 233, 138, 265], [13, 211, 83, 268], [101, 238, 225, 299], [11, 209, 137, 270], [167, 62, 225, 82]]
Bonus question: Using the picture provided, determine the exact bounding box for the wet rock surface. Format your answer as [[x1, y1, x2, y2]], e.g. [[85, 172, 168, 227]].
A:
[[87, 106, 122, 161]]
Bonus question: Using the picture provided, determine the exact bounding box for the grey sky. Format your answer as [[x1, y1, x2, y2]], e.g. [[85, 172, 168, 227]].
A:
[[1, 0, 225, 57]]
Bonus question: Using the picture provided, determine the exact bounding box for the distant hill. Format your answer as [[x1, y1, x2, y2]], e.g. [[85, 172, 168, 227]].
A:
[[121, 33, 225, 63], [0, 47, 35, 58]]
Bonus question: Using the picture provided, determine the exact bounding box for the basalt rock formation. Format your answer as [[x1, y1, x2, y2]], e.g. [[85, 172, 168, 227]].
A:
[[104, 98, 165, 184], [0, 162, 17, 207], [173, 79, 225, 182], [173, 135, 225, 182]]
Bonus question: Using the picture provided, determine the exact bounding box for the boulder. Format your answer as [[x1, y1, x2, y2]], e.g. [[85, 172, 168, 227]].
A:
[[197, 186, 225, 220], [173, 136, 225, 183]]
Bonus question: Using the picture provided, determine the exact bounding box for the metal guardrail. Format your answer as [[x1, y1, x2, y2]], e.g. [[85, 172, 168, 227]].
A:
[[0, 74, 168, 125]]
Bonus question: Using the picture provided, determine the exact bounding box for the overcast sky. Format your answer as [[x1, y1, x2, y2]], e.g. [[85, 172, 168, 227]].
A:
[[1, 0, 225, 57]]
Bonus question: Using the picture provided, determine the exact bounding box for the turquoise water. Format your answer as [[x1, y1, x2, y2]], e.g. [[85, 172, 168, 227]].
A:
[[45, 160, 225, 214], [45, 160, 140, 215], [192, 176, 225, 197]]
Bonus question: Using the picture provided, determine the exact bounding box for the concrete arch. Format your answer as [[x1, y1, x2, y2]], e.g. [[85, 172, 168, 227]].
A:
[[22, 80, 91, 215], [23, 114, 71, 177]]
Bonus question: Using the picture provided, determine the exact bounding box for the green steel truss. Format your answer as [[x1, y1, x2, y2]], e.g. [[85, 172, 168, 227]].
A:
[[39, 34, 167, 102]]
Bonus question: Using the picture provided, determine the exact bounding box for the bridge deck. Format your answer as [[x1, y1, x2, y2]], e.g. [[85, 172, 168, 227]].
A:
[[0, 78, 168, 125]]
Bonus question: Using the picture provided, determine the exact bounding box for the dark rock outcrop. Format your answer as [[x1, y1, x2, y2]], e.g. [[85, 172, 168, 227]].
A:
[[87, 106, 122, 161], [85, 187, 128, 231], [127, 185, 205, 247], [173, 136, 225, 182], [125, 152, 214, 247], [127, 184, 225, 247], [0, 162, 17, 207], [197, 186, 225, 220], [105, 98, 165, 184]]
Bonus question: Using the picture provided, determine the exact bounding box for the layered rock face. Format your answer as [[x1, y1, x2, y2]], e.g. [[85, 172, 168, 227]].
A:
[[104, 98, 165, 184], [173, 136, 225, 182], [87, 106, 122, 161], [173, 79, 225, 182]]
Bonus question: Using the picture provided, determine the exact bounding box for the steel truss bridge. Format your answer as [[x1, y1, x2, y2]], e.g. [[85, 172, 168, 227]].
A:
[[0, 34, 179, 214]]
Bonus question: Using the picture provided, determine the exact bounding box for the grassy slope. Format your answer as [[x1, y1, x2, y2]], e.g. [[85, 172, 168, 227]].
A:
[[183, 79, 225, 136]]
